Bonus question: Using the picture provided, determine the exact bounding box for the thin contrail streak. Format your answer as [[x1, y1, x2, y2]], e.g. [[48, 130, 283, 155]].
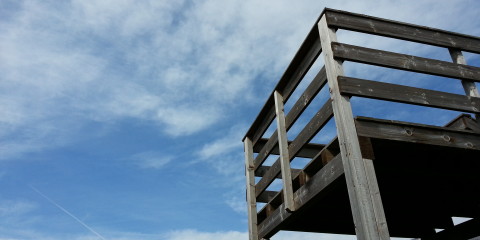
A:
[[29, 185, 107, 240]]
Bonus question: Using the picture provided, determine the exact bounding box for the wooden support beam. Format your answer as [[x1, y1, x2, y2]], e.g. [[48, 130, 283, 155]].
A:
[[445, 114, 480, 133], [338, 76, 480, 114], [324, 9, 480, 54], [255, 166, 301, 179], [355, 117, 480, 150], [244, 26, 322, 146], [255, 99, 333, 198], [332, 42, 480, 83], [318, 15, 390, 240], [257, 191, 279, 203], [274, 90, 296, 212], [244, 138, 259, 240], [449, 48, 480, 126], [258, 155, 345, 239], [254, 138, 326, 158], [256, 137, 340, 225], [253, 68, 328, 169]]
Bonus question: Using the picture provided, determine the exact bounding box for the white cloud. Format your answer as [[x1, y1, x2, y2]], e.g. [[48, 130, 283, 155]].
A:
[[130, 151, 172, 169]]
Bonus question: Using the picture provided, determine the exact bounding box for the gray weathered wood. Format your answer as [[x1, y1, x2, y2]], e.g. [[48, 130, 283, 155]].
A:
[[255, 99, 333, 198], [254, 138, 326, 158], [332, 42, 480, 83], [257, 190, 279, 203], [274, 90, 296, 212], [449, 48, 480, 126], [318, 15, 390, 240], [338, 76, 480, 113], [253, 68, 328, 170], [244, 138, 259, 240], [325, 9, 480, 54], [244, 28, 322, 146], [256, 166, 301, 179], [258, 155, 344, 239], [355, 117, 480, 150]]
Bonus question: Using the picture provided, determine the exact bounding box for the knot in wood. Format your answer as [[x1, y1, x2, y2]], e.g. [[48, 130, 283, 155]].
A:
[[442, 135, 452, 142], [404, 128, 413, 136]]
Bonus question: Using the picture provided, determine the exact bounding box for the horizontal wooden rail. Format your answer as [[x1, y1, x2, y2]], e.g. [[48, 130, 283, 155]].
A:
[[254, 138, 326, 158], [257, 138, 339, 218], [255, 99, 333, 198], [355, 117, 480, 150], [258, 154, 344, 239], [253, 68, 328, 170], [338, 76, 480, 113], [332, 42, 480, 83], [257, 190, 279, 203], [324, 9, 480, 54], [244, 27, 322, 145], [255, 166, 302, 179]]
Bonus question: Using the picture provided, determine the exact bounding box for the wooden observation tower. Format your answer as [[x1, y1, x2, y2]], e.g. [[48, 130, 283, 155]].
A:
[[242, 8, 480, 240]]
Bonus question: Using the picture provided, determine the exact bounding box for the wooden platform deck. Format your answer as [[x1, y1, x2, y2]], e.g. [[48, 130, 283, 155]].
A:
[[243, 8, 480, 240], [256, 116, 480, 239]]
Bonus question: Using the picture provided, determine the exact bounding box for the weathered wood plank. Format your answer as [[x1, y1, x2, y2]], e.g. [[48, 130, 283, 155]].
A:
[[257, 190, 279, 203], [286, 66, 328, 128], [338, 76, 480, 113], [449, 49, 480, 125], [445, 114, 480, 133], [324, 9, 480, 54], [257, 137, 340, 225], [274, 90, 296, 211], [255, 166, 302, 179], [355, 117, 480, 150], [258, 155, 344, 239], [319, 15, 390, 240], [254, 138, 326, 158], [244, 26, 322, 145], [332, 42, 480, 83], [244, 138, 259, 240], [255, 99, 333, 198], [253, 68, 328, 170]]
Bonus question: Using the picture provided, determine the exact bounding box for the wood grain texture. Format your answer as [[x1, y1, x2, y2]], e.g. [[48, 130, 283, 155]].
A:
[[244, 26, 322, 145], [325, 9, 480, 54], [254, 138, 326, 158], [244, 138, 259, 240], [355, 117, 480, 150], [319, 15, 390, 240], [253, 68, 328, 170], [255, 99, 333, 198], [332, 42, 480, 83], [338, 76, 480, 113], [258, 155, 344, 239], [274, 91, 295, 211]]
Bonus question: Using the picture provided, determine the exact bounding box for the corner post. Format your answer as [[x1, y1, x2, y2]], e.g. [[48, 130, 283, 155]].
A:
[[273, 90, 296, 212], [449, 49, 480, 123], [244, 137, 259, 240], [317, 13, 390, 240]]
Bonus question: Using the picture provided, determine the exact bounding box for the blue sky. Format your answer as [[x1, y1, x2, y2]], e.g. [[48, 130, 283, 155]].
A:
[[1, 0, 479, 239]]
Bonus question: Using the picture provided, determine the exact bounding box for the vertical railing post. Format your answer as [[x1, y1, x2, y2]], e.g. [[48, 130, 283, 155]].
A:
[[244, 137, 259, 240], [317, 14, 390, 240], [273, 90, 296, 212], [449, 49, 480, 123]]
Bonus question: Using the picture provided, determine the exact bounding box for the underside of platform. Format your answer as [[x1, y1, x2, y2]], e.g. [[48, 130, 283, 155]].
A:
[[257, 117, 480, 239]]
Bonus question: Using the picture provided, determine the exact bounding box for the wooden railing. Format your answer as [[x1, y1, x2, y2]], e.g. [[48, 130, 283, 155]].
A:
[[243, 8, 480, 240]]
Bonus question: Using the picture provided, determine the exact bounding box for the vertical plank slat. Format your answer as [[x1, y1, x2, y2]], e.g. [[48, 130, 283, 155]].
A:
[[449, 49, 480, 122], [273, 90, 296, 212], [244, 138, 259, 240], [318, 15, 390, 240]]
